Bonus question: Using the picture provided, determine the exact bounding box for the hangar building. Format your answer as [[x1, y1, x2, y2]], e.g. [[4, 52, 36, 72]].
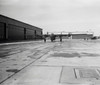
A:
[[45, 31, 93, 39], [0, 15, 43, 42]]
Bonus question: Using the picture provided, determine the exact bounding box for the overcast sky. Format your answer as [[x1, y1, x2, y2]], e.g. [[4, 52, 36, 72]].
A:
[[0, 0, 100, 35]]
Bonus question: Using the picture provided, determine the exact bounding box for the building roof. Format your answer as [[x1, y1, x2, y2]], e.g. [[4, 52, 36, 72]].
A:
[[0, 14, 42, 30]]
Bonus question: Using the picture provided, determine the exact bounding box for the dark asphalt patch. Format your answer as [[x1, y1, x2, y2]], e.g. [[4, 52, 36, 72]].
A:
[[81, 52, 100, 57], [52, 53, 80, 58], [51, 52, 100, 58], [6, 69, 19, 73]]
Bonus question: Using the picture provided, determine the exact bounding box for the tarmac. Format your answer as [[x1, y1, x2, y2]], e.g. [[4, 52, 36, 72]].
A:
[[1, 39, 100, 85]]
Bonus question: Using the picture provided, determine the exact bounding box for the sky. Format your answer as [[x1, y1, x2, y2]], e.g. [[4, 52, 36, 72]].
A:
[[0, 0, 100, 35]]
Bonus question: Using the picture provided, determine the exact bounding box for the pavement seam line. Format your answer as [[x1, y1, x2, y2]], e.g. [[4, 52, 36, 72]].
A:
[[59, 66, 63, 83], [0, 48, 51, 84], [74, 68, 77, 79]]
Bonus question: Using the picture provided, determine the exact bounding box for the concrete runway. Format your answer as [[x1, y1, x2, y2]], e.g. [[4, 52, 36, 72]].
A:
[[1, 39, 100, 85]]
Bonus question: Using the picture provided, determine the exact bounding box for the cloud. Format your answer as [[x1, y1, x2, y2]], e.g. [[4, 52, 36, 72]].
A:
[[76, 0, 100, 6], [1, 0, 100, 23], [0, 0, 100, 35], [0, 0, 19, 5]]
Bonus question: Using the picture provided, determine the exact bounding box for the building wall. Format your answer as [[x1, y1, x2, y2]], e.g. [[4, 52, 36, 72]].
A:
[[8, 24, 24, 40], [0, 15, 43, 41], [86, 34, 93, 39], [60, 36, 68, 39], [72, 34, 93, 39], [55, 34, 93, 39], [0, 22, 4, 40], [72, 34, 87, 39], [48, 33, 93, 40], [26, 28, 35, 39]]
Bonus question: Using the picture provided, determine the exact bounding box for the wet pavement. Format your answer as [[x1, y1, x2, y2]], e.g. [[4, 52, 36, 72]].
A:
[[1, 39, 100, 85]]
